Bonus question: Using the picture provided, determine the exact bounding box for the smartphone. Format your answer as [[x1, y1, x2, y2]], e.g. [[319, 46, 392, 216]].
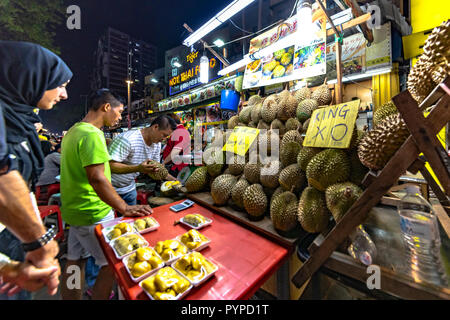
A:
[[170, 200, 195, 212]]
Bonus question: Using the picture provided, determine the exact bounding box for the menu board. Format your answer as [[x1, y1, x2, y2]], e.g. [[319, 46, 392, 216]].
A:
[[243, 4, 327, 89]]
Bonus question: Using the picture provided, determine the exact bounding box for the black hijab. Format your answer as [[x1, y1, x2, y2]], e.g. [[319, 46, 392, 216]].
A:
[[0, 41, 73, 188]]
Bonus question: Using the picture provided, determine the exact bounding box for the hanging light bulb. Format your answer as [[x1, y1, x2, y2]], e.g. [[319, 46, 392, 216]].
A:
[[200, 52, 209, 84], [297, 0, 314, 47]]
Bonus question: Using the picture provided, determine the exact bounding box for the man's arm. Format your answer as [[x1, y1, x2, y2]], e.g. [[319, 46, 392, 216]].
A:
[[85, 163, 153, 216], [0, 170, 61, 295], [110, 160, 160, 175]]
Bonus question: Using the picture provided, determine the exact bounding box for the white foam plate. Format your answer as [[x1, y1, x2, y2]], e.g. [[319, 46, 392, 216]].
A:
[[133, 217, 160, 234], [179, 215, 213, 230], [175, 233, 211, 252], [110, 232, 149, 260], [171, 253, 218, 287], [153, 239, 189, 265], [101, 219, 134, 243], [139, 268, 193, 300]]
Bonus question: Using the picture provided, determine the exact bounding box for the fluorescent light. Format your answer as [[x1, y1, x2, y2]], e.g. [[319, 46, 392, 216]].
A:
[[200, 54, 209, 83], [327, 67, 393, 84], [297, 0, 313, 47], [173, 61, 182, 68], [218, 55, 252, 76], [214, 39, 225, 47], [151, 78, 158, 83], [183, 0, 256, 47]]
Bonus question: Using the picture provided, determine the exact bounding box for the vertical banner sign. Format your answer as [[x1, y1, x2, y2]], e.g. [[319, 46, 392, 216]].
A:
[[223, 126, 260, 156], [303, 100, 360, 148], [243, 3, 327, 89]]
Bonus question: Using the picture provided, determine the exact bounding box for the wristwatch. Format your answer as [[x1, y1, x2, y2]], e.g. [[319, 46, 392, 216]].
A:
[[22, 225, 57, 252]]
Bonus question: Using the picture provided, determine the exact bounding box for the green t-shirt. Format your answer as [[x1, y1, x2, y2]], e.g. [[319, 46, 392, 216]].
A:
[[60, 122, 112, 226]]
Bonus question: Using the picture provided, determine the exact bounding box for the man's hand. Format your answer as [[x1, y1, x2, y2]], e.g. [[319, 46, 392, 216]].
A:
[[122, 204, 153, 217], [25, 240, 61, 296], [0, 261, 59, 296], [138, 160, 160, 175]]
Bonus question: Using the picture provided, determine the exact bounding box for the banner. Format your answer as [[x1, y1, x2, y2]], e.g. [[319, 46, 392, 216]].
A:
[[303, 100, 360, 149], [243, 4, 327, 89]]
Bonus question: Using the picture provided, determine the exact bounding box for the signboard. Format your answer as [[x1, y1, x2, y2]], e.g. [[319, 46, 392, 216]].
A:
[[303, 100, 360, 149], [166, 46, 222, 96], [223, 126, 260, 156], [325, 22, 392, 81], [243, 4, 327, 90]]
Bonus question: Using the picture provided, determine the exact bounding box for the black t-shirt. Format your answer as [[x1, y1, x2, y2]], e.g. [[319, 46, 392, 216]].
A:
[[0, 107, 8, 167]]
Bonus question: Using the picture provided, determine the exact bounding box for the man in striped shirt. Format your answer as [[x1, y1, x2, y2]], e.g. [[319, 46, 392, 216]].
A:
[[109, 115, 178, 205]]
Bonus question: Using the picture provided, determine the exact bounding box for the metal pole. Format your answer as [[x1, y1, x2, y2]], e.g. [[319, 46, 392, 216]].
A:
[[127, 81, 131, 129]]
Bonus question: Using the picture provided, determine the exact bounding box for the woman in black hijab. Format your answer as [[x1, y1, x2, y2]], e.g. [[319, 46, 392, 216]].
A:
[[0, 41, 72, 300]]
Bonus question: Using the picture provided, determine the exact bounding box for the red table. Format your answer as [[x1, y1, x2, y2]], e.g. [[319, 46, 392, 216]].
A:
[[95, 199, 289, 300]]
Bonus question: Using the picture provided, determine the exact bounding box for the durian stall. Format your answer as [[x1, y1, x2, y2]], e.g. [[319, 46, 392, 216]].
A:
[[177, 4, 450, 300]]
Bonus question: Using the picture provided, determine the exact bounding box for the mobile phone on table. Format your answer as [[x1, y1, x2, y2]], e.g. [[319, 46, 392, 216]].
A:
[[170, 200, 195, 212]]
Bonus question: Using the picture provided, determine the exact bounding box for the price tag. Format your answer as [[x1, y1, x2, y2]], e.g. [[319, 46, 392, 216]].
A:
[[222, 126, 260, 156], [303, 100, 360, 149]]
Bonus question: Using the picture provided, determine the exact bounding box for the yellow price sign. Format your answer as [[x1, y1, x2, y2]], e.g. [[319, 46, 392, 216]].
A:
[[223, 126, 260, 156], [303, 100, 360, 149]]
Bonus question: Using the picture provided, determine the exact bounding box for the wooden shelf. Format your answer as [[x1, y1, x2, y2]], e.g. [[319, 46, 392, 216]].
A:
[[187, 192, 301, 252]]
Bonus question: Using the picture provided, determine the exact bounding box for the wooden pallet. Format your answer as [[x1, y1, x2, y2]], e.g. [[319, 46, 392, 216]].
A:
[[291, 76, 450, 296]]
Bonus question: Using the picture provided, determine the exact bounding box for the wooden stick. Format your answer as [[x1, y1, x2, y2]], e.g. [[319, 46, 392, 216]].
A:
[[325, 13, 371, 37], [393, 91, 450, 195]]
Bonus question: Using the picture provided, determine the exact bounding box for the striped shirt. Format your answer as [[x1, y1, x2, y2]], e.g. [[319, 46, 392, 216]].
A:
[[109, 129, 161, 195]]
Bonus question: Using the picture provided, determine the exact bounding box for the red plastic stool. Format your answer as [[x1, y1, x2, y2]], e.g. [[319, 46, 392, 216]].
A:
[[38, 205, 64, 242], [35, 183, 60, 206], [136, 190, 153, 205]]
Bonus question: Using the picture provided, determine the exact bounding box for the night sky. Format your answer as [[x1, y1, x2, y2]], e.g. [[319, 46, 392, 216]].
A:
[[39, 0, 233, 133]]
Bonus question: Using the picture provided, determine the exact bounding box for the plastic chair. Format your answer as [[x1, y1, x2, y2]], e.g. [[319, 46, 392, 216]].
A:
[[136, 190, 153, 205], [38, 205, 64, 241], [35, 183, 60, 206]]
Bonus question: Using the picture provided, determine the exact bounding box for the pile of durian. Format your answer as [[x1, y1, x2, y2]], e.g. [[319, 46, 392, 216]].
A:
[[407, 19, 449, 104], [183, 82, 375, 237]]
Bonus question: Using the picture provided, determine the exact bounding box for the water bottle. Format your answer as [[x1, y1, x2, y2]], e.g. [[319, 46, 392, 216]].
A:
[[397, 185, 448, 287], [347, 225, 377, 266]]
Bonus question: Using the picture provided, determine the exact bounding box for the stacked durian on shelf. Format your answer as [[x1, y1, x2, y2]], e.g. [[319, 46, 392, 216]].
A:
[[185, 81, 366, 238], [407, 19, 449, 104]]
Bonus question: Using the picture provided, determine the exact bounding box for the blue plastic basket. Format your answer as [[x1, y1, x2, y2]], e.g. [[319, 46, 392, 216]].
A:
[[220, 89, 240, 111]]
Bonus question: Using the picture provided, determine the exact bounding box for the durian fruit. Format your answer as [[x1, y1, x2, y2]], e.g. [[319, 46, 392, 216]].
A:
[[243, 184, 268, 220], [325, 182, 363, 222], [257, 120, 270, 130], [306, 149, 351, 191], [258, 129, 279, 155], [297, 187, 331, 234], [349, 150, 369, 186], [270, 191, 300, 237], [185, 167, 208, 193], [244, 162, 262, 184], [285, 118, 302, 132], [227, 153, 246, 175], [270, 119, 286, 136], [270, 186, 285, 206], [297, 147, 322, 171], [294, 86, 311, 103], [248, 121, 257, 128], [261, 94, 279, 123], [311, 80, 332, 106], [239, 105, 253, 124], [302, 118, 310, 133], [260, 161, 282, 189], [277, 94, 298, 121], [277, 89, 291, 102], [227, 115, 240, 130], [280, 130, 303, 149], [347, 127, 364, 152], [297, 98, 319, 123], [280, 141, 302, 167], [231, 178, 250, 209], [203, 147, 224, 178], [248, 94, 262, 106], [279, 164, 305, 193], [147, 160, 169, 180], [211, 174, 238, 206], [373, 101, 398, 128], [251, 103, 263, 123], [358, 114, 410, 170]]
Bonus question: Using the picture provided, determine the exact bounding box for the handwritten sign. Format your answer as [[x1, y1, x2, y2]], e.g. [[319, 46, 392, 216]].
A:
[[223, 126, 260, 156], [303, 100, 360, 149]]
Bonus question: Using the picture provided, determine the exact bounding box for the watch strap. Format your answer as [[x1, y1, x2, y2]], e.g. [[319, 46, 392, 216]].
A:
[[22, 225, 57, 252]]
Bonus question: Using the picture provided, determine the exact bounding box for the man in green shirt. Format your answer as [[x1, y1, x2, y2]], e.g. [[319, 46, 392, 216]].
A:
[[60, 89, 152, 300]]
